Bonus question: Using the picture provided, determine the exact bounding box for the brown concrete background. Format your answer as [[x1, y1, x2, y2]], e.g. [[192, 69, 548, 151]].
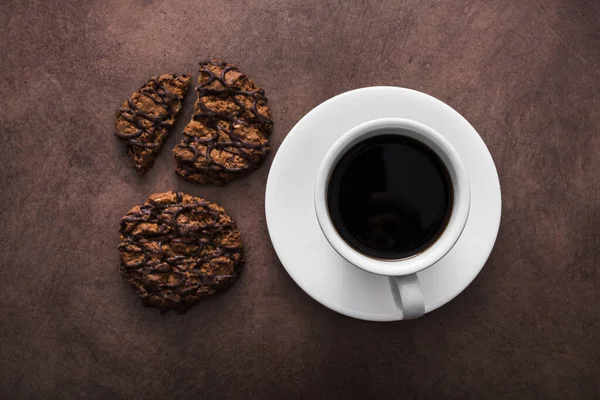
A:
[[1, 0, 599, 398]]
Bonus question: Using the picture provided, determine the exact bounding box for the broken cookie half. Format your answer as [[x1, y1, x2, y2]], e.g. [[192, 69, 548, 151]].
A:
[[173, 60, 273, 185], [115, 74, 191, 175]]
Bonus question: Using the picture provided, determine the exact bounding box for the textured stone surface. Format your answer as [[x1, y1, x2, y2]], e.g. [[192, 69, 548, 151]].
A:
[[1, 0, 599, 398]]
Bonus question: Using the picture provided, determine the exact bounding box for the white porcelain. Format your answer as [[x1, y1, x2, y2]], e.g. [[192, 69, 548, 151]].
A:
[[265, 87, 501, 321], [313, 118, 471, 319]]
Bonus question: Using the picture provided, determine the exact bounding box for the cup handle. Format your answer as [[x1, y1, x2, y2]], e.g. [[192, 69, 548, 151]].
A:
[[388, 274, 425, 320]]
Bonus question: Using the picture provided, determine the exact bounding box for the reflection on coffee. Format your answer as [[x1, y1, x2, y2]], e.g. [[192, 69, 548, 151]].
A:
[[327, 135, 453, 260]]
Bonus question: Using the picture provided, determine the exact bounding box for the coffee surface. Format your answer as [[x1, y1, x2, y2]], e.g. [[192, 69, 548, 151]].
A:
[[327, 135, 453, 259]]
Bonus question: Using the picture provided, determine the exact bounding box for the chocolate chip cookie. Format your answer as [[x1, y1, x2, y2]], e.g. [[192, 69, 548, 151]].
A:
[[118, 191, 244, 313], [115, 74, 191, 175], [173, 60, 272, 184]]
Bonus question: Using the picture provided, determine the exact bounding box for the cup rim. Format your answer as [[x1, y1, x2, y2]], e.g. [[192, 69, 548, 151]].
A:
[[314, 117, 471, 276]]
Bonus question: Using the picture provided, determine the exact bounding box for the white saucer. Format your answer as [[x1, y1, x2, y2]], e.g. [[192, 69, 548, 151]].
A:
[[265, 87, 501, 321]]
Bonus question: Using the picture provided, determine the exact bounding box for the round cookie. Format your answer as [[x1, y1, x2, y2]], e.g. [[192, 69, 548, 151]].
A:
[[173, 60, 272, 185], [118, 191, 244, 313]]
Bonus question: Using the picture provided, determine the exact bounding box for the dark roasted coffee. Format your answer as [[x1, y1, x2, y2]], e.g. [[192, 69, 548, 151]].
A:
[[327, 135, 452, 259]]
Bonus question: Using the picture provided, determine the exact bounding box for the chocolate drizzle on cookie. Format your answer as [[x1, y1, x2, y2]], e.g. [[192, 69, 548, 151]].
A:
[[118, 192, 244, 313], [194, 60, 272, 127], [173, 60, 272, 184], [115, 74, 191, 175]]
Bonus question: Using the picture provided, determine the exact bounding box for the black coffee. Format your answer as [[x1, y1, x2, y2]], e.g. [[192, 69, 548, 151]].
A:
[[327, 135, 453, 259]]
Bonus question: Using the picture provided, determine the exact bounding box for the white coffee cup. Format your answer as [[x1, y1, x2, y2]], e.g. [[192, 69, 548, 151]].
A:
[[314, 118, 471, 319]]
